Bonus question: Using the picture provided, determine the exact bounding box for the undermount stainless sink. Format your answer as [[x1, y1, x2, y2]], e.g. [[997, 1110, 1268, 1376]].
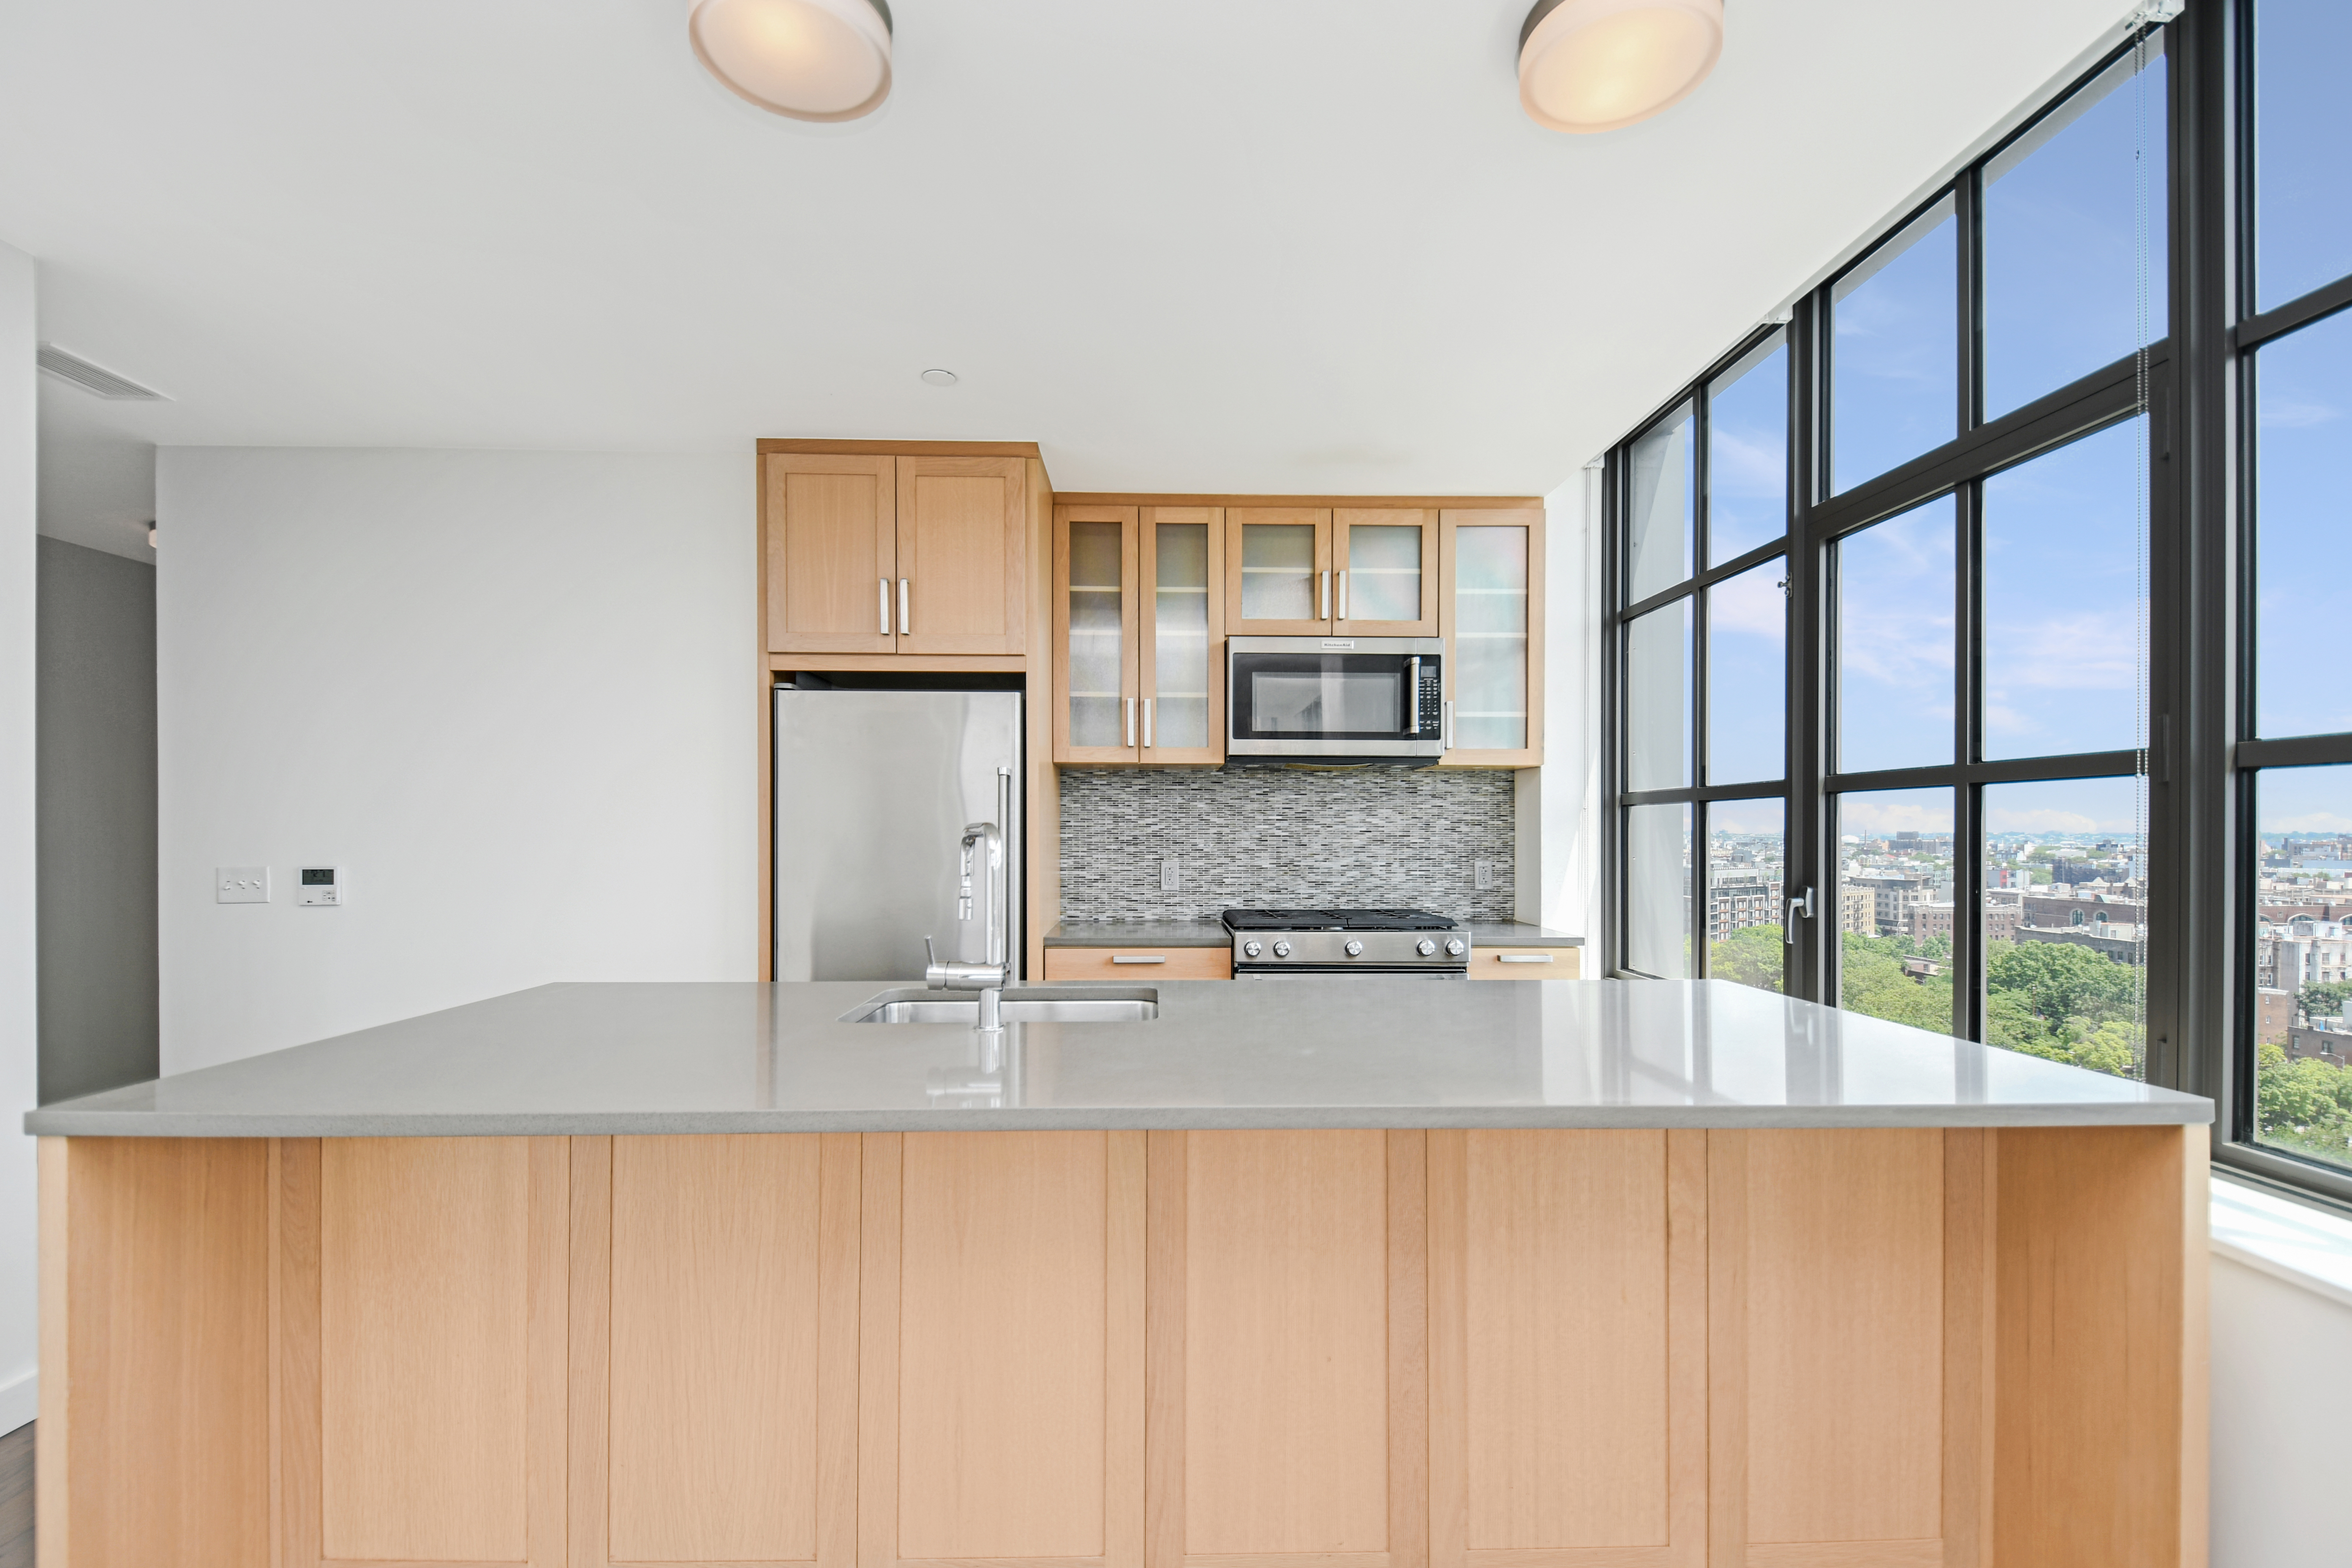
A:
[[844, 987, 1159, 1024]]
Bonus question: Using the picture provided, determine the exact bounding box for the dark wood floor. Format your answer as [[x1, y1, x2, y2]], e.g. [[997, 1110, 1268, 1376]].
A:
[[0, 1421, 30, 1568]]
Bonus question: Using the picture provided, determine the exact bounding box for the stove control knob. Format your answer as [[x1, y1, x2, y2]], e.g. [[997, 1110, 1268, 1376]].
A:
[[1417, 938, 1437, 957], [1344, 939, 1364, 958], [1272, 940, 1292, 958], [1445, 937, 1467, 957], [1243, 940, 1263, 959]]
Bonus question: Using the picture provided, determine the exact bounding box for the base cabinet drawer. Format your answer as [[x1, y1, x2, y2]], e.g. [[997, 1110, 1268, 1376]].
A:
[[1042, 947, 1232, 981], [1467, 945, 1580, 979]]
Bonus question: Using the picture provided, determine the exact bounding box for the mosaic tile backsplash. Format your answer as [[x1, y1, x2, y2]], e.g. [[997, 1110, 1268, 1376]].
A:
[[1057, 766, 1516, 923]]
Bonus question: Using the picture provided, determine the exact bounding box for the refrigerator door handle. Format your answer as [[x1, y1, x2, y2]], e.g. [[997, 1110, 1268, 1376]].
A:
[[879, 577, 890, 635]]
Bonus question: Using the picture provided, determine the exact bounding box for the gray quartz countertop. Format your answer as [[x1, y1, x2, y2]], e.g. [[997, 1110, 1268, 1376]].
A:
[[1043, 921, 1582, 948], [25, 978, 2209, 1138]]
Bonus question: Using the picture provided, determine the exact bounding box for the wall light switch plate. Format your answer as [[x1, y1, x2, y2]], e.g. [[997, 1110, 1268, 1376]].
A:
[[1160, 858, 1181, 892], [217, 866, 270, 904], [1474, 860, 1496, 891]]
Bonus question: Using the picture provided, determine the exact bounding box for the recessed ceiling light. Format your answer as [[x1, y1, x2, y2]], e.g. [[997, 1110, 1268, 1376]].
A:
[[689, 0, 893, 122], [920, 369, 958, 387], [1518, 0, 1723, 134]]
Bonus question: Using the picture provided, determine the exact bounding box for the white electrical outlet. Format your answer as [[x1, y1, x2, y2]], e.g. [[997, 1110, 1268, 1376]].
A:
[[1474, 860, 1496, 891], [216, 866, 270, 904], [1161, 858, 1180, 892]]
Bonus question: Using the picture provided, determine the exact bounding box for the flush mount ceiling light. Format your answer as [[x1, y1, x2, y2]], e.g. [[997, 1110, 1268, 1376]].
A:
[[1518, 0, 1723, 134], [689, 0, 892, 122], [919, 368, 958, 387]]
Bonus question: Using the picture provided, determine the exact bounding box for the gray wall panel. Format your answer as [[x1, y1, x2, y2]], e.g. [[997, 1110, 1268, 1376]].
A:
[[36, 535, 157, 1102]]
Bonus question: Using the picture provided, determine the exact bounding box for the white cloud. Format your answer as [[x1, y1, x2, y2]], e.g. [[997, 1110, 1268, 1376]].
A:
[[1982, 805, 2137, 834], [1838, 795, 1954, 833], [2265, 811, 2352, 834]]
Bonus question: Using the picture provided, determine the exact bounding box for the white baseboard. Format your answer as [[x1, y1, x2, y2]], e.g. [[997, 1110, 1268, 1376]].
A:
[[0, 1368, 34, 1436]]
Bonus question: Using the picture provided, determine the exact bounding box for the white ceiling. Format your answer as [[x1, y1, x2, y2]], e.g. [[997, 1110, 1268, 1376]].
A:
[[5, 0, 2142, 552]]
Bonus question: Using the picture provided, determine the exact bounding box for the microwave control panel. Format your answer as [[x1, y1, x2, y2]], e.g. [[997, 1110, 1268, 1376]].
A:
[[1415, 660, 1444, 734]]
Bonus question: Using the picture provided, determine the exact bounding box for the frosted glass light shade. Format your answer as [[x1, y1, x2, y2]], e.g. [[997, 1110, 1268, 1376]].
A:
[[689, 0, 893, 122], [1518, 0, 1723, 133]]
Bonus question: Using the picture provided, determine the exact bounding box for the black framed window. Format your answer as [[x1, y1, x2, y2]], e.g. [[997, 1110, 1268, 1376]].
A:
[[2230, 0, 2352, 1185], [1612, 330, 1792, 992], [1608, 30, 2169, 1070], [1600, 0, 2352, 1211]]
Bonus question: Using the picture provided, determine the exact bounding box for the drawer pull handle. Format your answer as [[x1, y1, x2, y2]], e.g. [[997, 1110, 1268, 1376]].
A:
[[1111, 955, 1167, 964], [1496, 953, 1553, 964]]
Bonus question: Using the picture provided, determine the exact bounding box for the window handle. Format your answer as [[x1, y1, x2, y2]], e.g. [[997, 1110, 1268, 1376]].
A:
[[879, 577, 891, 635], [1784, 887, 1814, 945], [900, 578, 910, 634]]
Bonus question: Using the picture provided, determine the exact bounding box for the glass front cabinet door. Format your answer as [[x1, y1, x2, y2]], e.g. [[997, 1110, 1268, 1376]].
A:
[[1334, 509, 1437, 634], [1440, 508, 1544, 766], [1225, 506, 1437, 636], [1055, 505, 1225, 764]]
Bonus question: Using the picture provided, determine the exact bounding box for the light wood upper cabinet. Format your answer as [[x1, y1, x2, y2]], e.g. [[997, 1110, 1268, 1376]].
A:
[[1225, 507, 1333, 636], [767, 454, 898, 654], [1439, 509, 1544, 767], [1335, 509, 1437, 635], [763, 452, 1029, 657], [1056, 505, 1224, 765], [896, 456, 1029, 656]]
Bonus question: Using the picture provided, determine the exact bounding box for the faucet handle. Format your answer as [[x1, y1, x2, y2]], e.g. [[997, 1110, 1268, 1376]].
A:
[[925, 935, 939, 969]]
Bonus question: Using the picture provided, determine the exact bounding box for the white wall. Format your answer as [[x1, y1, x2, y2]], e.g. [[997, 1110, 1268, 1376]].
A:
[[0, 241, 41, 1432], [157, 448, 754, 1074], [1535, 463, 1602, 941]]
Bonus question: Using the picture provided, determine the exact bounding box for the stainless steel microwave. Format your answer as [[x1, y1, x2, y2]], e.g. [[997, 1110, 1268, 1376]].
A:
[[1225, 636, 1445, 764]]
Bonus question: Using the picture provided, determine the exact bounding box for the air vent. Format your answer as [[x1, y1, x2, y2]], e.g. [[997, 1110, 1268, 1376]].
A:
[[36, 345, 166, 401]]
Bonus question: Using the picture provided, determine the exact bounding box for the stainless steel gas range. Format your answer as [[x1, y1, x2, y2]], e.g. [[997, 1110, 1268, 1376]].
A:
[[1222, 907, 1469, 978]]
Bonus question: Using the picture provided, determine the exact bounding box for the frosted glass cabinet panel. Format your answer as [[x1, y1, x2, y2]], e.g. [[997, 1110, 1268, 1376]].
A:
[[1440, 509, 1544, 766], [1334, 509, 1437, 634], [1226, 508, 1332, 635], [1145, 510, 1225, 761], [1055, 505, 1225, 764], [1055, 507, 1139, 762]]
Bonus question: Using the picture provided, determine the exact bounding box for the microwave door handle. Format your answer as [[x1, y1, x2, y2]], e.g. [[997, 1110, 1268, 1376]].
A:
[[1407, 656, 1421, 732]]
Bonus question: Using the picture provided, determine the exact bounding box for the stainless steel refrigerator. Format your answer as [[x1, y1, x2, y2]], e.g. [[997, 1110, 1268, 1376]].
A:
[[772, 687, 1024, 981]]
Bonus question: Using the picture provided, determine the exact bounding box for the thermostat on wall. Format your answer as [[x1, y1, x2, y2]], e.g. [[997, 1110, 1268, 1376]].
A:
[[297, 866, 345, 906]]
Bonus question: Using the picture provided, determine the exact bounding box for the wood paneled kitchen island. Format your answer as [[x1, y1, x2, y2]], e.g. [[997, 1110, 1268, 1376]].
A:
[[28, 979, 2210, 1568]]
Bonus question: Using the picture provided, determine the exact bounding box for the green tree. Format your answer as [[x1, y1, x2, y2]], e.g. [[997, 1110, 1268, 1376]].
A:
[[1710, 925, 1785, 993], [1840, 933, 1954, 1033], [1985, 941, 2137, 1029], [2298, 980, 2352, 1019]]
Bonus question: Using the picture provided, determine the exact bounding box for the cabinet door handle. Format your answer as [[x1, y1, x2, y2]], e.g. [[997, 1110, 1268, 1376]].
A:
[[1320, 569, 1330, 621], [1111, 955, 1167, 965], [1338, 569, 1348, 621], [1496, 953, 1554, 964], [1143, 697, 1153, 749], [1444, 700, 1455, 749], [1125, 697, 1136, 749], [880, 577, 891, 635], [899, 578, 910, 634]]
